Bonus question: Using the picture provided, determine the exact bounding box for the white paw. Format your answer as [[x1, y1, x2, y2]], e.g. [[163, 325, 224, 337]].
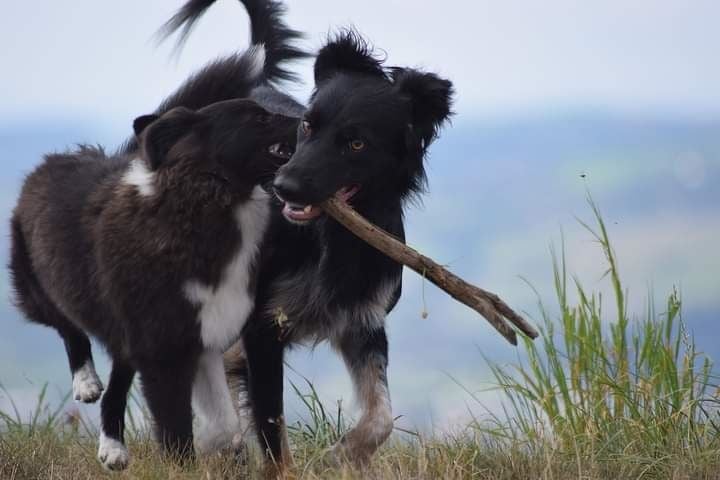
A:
[[325, 423, 391, 468], [232, 432, 247, 452], [324, 443, 345, 468], [72, 361, 103, 403], [98, 433, 129, 471], [323, 440, 370, 469], [194, 424, 239, 455]]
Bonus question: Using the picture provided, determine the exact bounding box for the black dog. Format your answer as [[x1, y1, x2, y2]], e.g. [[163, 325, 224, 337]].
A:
[[9, 98, 297, 469], [156, 0, 454, 471], [253, 34, 453, 469]]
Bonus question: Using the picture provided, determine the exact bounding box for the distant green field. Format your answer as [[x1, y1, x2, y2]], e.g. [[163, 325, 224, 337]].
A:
[[2, 199, 719, 480]]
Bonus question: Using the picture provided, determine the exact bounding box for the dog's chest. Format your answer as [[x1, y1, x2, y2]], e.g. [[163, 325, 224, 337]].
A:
[[184, 186, 270, 350], [269, 266, 400, 343]]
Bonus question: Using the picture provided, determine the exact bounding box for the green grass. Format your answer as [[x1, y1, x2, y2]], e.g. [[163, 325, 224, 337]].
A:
[[474, 197, 720, 479], [2, 197, 719, 479]]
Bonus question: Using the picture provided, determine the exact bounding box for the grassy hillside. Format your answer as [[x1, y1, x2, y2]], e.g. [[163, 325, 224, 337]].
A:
[[2, 200, 719, 479]]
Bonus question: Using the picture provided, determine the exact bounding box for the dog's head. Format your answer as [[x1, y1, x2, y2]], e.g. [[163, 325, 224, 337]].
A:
[[133, 99, 297, 202], [272, 30, 454, 224]]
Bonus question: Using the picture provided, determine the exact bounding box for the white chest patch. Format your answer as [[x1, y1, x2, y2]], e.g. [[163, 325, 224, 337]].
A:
[[121, 158, 156, 197], [184, 186, 270, 350]]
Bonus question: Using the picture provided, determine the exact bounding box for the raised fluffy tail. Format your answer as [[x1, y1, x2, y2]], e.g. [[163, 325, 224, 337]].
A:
[[159, 0, 308, 84], [119, 0, 307, 154]]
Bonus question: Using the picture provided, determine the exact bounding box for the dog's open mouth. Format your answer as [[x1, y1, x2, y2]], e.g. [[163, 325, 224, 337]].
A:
[[279, 185, 360, 223], [268, 143, 295, 159]]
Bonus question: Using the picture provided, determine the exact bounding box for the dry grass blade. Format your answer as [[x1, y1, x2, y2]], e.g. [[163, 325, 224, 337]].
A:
[[322, 197, 538, 345]]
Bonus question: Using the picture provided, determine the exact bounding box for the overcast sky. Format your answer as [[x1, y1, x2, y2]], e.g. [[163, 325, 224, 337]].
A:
[[2, 0, 719, 126]]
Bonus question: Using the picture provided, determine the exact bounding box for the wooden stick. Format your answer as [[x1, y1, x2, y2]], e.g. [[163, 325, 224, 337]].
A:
[[322, 197, 539, 345]]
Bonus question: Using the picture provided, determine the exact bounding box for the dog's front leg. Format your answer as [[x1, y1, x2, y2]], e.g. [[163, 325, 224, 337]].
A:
[[244, 321, 292, 476], [331, 326, 393, 466]]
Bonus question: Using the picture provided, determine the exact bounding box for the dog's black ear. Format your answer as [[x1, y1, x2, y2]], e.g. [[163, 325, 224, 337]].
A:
[[136, 107, 202, 170], [133, 114, 159, 136], [314, 29, 385, 84], [392, 68, 454, 149]]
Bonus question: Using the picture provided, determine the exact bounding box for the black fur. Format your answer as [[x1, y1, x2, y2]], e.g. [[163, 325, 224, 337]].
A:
[[100, 361, 135, 451], [313, 30, 386, 83], [147, 2, 454, 471], [119, 0, 308, 154], [274, 31, 453, 208], [9, 100, 297, 467], [159, 0, 306, 84], [258, 30, 452, 467]]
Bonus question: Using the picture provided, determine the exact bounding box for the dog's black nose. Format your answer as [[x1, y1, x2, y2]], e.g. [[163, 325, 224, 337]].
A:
[[272, 173, 302, 201]]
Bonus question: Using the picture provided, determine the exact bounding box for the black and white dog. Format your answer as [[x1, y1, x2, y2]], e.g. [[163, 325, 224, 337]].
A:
[[9, 99, 297, 469], [9, 0, 306, 471], [160, 0, 454, 471]]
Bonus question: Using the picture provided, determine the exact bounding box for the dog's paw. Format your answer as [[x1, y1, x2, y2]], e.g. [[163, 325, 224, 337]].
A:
[[322, 443, 345, 468], [323, 438, 371, 469], [72, 362, 103, 403], [98, 433, 129, 471], [195, 424, 240, 456], [262, 461, 293, 480], [231, 432, 250, 462]]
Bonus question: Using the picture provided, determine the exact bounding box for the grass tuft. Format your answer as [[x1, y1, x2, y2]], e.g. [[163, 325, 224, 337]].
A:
[[476, 195, 720, 478]]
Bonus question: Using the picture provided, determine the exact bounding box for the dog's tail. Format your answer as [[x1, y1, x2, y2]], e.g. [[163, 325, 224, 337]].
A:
[[118, 0, 307, 154], [159, 0, 308, 85]]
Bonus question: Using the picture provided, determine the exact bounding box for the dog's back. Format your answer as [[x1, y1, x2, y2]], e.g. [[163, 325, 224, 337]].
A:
[[12, 148, 129, 345]]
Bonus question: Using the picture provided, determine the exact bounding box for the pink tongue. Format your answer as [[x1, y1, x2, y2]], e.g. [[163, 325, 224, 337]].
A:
[[282, 203, 322, 221], [281, 186, 359, 222]]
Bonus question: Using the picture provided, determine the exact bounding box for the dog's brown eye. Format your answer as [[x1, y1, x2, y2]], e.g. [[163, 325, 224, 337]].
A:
[[349, 139, 365, 151], [257, 113, 272, 124], [301, 120, 311, 135]]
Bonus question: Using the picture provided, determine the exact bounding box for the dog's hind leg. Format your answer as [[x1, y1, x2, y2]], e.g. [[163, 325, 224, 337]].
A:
[[224, 340, 252, 432], [63, 325, 103, 403], [98, 360, 135, 471], [192, 349, 242, 455], [8, 216, 103, 403], [140, 357, 197, 461], [330, 326, 393, 466]]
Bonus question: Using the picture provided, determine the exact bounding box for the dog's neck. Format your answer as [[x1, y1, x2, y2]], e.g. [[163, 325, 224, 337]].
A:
[[312, 194, 404, 303]]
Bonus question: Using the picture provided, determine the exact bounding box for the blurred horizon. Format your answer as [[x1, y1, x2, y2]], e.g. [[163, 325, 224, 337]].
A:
[[1, 0, 718, 432]]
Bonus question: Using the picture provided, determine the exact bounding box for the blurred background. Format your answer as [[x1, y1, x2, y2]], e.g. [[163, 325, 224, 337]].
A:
[[1, 1, 718, 433]]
